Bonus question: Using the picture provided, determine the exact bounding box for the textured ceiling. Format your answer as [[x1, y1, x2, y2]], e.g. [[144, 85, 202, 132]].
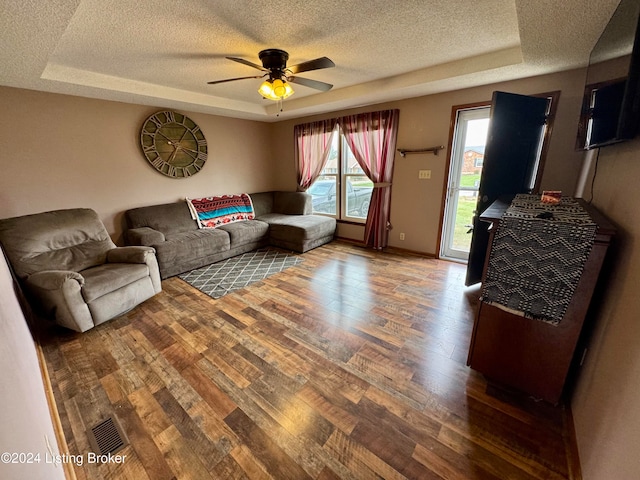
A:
[[0, 0, 621, 121]]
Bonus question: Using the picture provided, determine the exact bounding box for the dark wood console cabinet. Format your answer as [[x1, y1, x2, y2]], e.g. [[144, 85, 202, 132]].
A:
[[466, 197, 615, 404]]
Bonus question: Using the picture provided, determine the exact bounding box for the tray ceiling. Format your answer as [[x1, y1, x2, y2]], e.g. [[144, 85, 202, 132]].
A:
[[0, 0, 621, 121]]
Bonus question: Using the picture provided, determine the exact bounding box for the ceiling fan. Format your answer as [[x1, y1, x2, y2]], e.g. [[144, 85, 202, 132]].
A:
[[207, 49, 335, 101]]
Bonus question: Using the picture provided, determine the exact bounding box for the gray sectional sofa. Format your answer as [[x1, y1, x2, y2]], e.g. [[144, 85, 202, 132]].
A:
[[124, 191, 336, 279]]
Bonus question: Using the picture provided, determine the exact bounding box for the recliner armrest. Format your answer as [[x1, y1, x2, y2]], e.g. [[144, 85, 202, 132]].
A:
[[27, 270, 85, 289], [107, 246, 156, 264], [125, 227, 165, 246], [25, 270, 94, 332]]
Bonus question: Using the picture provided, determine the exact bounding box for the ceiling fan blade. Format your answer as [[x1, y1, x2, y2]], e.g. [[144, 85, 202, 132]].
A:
[[226, 56, 267, 71], [288, 76, 333, 92], [287, 57, 335, 75], [207, 75, 265, 85]]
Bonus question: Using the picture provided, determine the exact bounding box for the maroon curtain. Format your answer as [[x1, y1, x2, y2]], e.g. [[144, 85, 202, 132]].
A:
[[339, 109, 399, 249], [294, 119, 338, 191]]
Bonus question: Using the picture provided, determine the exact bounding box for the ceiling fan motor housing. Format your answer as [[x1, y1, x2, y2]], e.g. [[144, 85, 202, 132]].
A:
[[259, 49, 289, 74]]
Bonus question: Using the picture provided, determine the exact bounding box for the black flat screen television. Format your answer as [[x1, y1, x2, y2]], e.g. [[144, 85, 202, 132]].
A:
[[577, 0, 640, 149]]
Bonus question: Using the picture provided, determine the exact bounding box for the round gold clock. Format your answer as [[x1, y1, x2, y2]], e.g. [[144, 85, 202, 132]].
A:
[[140, 111, 207, 178]]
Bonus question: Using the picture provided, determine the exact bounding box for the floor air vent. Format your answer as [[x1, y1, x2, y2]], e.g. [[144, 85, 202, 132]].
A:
[[87, 416, 128, 456]]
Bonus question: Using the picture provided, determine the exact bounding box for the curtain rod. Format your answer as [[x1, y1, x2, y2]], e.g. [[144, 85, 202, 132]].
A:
[[397, 146, 445, 157]]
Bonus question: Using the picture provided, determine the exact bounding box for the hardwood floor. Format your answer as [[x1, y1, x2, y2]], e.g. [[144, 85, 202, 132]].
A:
[[39, 241, 574, 479]]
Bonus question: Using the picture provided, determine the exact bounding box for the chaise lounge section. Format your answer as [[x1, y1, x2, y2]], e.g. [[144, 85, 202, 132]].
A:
[[124, 191, 336, 279]]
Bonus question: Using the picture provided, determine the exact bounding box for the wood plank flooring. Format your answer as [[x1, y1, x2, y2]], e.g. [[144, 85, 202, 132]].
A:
[[38, 241, 573, 479]]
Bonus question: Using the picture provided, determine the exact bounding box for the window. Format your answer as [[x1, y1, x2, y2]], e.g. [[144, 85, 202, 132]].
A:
[[308, 127, 373, 223]]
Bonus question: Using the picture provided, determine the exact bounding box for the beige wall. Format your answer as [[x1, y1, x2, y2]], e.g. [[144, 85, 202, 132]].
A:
[[0, 87, 277, 244], [270, 68, 587, 254], [571, 138, 640, 479], [0, 252, 66, 480]]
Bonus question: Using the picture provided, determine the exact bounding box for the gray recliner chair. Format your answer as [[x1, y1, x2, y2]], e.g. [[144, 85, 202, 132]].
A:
[[0, 208, 162, 332]]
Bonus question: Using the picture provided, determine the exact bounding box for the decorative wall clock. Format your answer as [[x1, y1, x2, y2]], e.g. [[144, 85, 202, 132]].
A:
[[140, 111, 207, 178]]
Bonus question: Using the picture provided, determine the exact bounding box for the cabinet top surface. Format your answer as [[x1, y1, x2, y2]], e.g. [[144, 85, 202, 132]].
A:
[[479, 195, 616, 238]]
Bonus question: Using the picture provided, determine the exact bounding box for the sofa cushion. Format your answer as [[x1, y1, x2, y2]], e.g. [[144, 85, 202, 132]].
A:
[[249, 192, 274, 217], [155, 229, 230, 264], [258, 213, 336, 242], [125, 202, 198, 236], [217, 220, 269, 247], [81, 263, 150, 303], [273, 191, 312, 215]]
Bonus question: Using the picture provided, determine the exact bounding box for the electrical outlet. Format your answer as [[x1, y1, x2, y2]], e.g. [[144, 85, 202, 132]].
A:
[[418, 169, 431, 179], [400, 232, 405, 240]]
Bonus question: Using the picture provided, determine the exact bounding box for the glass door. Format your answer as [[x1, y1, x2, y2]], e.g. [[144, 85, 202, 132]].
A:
[[440, 107, 490, 262]]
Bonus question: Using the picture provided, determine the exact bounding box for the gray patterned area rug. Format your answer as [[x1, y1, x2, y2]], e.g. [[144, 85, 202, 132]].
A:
[[179, 248, 303, 299]]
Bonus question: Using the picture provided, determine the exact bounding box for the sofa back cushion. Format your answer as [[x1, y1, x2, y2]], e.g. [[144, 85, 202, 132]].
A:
[[250, 192, 275, 217], [125, 202, 198, 236], [0, 208, 116, 279], [274, 191, 312, 215]]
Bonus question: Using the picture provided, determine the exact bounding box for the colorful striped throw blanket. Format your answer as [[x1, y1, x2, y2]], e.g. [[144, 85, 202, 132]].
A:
[[186, 194, 255, 228]]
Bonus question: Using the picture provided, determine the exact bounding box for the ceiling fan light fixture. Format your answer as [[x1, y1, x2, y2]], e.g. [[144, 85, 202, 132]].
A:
[[258, 78, 294, 101]]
